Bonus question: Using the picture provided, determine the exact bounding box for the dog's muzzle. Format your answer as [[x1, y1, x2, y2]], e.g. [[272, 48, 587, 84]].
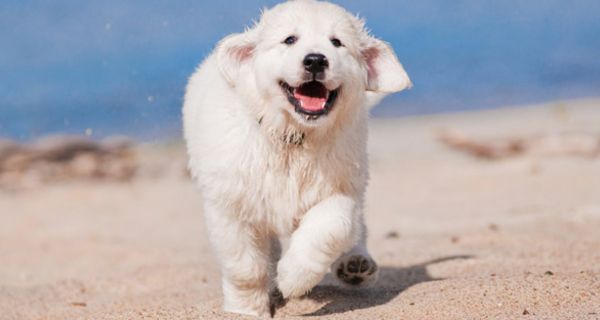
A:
[[280, 81, 339, 121]]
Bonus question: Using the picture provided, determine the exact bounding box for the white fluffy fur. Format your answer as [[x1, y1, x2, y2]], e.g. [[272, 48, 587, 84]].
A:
[[183, 0, 410, 316]]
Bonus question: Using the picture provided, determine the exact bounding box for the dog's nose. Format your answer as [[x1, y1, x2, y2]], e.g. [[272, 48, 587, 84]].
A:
[[303, 53, 329, 74]]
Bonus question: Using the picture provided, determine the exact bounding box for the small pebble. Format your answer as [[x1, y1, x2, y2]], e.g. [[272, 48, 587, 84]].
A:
[[71, 302, 87, 307], [385, 231, 400, 239]]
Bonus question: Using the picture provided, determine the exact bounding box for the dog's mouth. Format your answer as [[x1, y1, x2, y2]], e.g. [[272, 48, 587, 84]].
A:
[[280, 81, 339, 121]]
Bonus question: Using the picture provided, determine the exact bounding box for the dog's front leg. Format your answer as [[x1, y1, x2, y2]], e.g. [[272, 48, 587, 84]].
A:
[[276, 195, 359, 299], [331, 221, 380, 287], [204, 204, 273, 317]]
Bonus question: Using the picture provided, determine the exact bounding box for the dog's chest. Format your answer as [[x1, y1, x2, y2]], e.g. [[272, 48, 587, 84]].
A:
[[231, 143, 360, 234]]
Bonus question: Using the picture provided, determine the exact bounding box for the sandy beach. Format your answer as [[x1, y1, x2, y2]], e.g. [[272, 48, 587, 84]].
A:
[[1, 99, 599, 319]]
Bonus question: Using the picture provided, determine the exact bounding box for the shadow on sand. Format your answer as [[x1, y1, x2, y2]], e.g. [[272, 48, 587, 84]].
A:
[[303, 255, 472, 317]]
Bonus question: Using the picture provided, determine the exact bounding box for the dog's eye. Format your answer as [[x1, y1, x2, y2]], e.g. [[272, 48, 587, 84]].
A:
[[283, 36, 298, 45], [331, 38, 343, 48]]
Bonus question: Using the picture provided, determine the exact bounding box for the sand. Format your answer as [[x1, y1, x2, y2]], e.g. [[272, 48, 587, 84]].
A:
[[1, 99, 599, 319]]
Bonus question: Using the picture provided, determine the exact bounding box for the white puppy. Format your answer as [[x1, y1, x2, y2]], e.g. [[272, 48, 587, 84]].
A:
[[183, 0, 411, 316]]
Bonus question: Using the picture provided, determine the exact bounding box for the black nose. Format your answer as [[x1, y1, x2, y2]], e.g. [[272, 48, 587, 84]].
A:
[[303, 53, 328, 74]]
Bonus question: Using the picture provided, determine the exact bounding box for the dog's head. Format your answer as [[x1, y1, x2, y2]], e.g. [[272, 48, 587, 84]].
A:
[[216, 0, 411, 129]]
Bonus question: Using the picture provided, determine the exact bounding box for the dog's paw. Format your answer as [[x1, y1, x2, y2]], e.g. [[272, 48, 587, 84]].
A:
[[268, 287, 287, 318], [334, 255, 379, 286]]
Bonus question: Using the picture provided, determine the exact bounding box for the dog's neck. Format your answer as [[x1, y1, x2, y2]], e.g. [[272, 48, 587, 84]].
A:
[[258, 116, 305, 146], [255, 106, 359, 150]]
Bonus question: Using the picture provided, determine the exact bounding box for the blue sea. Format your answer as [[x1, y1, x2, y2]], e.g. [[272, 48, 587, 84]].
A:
[[1, 0, 599, 141]]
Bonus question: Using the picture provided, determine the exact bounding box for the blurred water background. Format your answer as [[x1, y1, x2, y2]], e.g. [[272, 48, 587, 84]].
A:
[[1, 0, 599, 141]]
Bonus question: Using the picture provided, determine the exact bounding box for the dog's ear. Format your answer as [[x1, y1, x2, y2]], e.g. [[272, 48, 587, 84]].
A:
[[362, 37, 412, 93], [216, 30, 257, 86]]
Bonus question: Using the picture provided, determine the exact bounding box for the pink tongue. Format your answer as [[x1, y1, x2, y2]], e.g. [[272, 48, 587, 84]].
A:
[[294, 92, 327, 111]]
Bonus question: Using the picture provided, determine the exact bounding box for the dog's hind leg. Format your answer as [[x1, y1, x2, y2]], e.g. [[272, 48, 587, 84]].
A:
[[204, 204, 273, 317], [275, 195, 359, 299]]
